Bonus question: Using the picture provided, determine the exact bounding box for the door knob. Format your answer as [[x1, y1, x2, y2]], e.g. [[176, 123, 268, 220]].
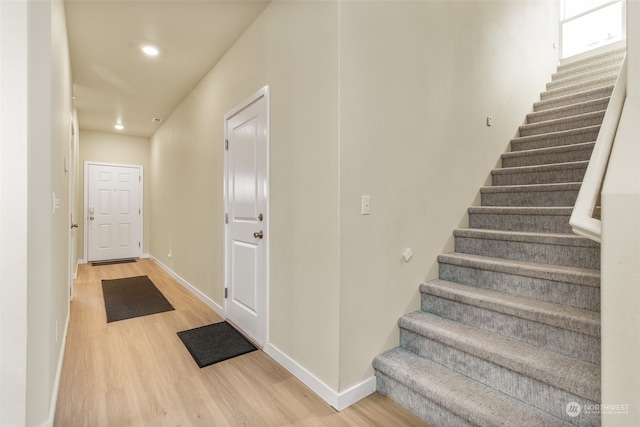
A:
[[253, 230, 264, 239], [89, 216, 95, 221]]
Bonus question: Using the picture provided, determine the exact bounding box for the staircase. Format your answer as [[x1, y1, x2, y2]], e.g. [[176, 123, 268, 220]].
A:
[[374, 47, 626, 427]]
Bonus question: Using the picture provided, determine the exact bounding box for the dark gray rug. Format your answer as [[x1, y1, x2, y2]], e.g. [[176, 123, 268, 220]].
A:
[[101, 275, 174, 323], [177, 322, 257, 368], [92, 258, 137, 267]]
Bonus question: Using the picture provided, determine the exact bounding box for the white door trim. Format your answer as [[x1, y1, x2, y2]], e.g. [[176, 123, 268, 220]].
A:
[[223, 85, 270, 348], [83, 161, 144, 262]]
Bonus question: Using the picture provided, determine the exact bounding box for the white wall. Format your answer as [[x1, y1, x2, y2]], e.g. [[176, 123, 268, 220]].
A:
[[337, 0, 559, 389], [601, 1, 640, 425], [150, 0, 559, 402], [27, 1, 74, 425], [0, 1, 29, 425], [77, 130, 152, 261], [150, 0, 342, 389], [0, 0, 73, 425]]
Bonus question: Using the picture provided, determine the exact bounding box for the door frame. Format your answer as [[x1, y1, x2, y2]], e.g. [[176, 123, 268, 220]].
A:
[[223, 85, 270, 348], [83, 161, 144, 263]]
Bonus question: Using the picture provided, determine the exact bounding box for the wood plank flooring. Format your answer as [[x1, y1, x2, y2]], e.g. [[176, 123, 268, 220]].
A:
[[54, 259, 429, 426]]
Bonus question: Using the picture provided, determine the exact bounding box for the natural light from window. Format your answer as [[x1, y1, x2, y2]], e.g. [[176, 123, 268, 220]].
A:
[[561, 0, 626, 58]]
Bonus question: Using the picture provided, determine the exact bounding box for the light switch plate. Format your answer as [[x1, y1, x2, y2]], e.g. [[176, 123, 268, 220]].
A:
[[361, 195, 370, 215]]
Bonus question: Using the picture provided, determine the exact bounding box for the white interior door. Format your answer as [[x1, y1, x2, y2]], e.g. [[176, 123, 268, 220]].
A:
[[225, 86, 269, 348], [86, 163, 142, 262]]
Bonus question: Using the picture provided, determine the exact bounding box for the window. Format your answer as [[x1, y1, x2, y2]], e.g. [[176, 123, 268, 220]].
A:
[[561, 0, 626, 58]]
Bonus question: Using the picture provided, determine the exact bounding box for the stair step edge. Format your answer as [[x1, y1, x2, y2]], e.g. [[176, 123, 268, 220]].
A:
[[437, 253, 600, 287], [420, 279, 600, 336], [399, 311, 600, 401], [374, 348, 574, 427]]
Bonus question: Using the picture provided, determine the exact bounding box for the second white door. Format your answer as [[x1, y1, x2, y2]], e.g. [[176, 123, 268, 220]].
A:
[[225, 87, 269, 347], [86, 163, 142, 262]]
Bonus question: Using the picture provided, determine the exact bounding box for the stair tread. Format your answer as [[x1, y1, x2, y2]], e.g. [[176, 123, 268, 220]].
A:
[[519, 110, 605, 133], [556, 48, 626, 74], [493, 160, 589, 174], [533, 85, 614, 111], [510, 125, 599, 147], [527, 97, 610, 123], [420, 279, 600, 336], [400, 310, 600, 400], [374, 347, 573, 427], [453, 227, 599, 247], [541, 75, 619, 100], [549, 64, 622, 89], [481, 182, 581, 193], [438, 252, 600, 287], [502, 142, 595, 160], [468, 206, 573, 215]]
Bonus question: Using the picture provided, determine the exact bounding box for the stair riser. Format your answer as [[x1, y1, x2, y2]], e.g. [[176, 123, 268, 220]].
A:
[[501, 145, 594, 167], [519, 114, 604, 138], [468, 211, 572, 233], [481, 188, 578, 207], [541, 76, 618, 101], [375, 373, 474, 427], [511, 128, 600, 152], [527, 98, 610, 124], [454, 236, 600, 269], [534, 86, 613, 112], [492, 167, 586, 186], [420, 294, 600, 364], [400, 329, 600, 425], [438, 262, 600, 311]]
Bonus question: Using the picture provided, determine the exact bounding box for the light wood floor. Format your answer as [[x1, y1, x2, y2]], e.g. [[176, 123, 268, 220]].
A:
[[54, 258, 429, 426]]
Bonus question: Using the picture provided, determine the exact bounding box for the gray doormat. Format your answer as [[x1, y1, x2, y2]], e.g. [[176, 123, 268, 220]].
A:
[[92, 258, 137, 267], [102, 275, 174, 323], [177, 322, 257, 368]]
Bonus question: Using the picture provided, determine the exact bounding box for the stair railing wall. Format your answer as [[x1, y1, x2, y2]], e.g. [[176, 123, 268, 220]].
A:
[[569, 54, 627, 242]]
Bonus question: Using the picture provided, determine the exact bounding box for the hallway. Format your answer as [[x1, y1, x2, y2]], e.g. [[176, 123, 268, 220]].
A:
[[53, 259, 428, 426]]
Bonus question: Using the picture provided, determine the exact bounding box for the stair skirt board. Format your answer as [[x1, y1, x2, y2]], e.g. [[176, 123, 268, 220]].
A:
[[373, 47, 624, 426]]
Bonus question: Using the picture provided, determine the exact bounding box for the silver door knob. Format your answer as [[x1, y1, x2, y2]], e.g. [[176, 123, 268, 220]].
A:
[[253, 230, 263, 239]]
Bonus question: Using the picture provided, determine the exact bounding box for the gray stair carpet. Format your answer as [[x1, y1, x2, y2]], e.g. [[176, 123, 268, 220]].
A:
[[374, 47, 625, 426]]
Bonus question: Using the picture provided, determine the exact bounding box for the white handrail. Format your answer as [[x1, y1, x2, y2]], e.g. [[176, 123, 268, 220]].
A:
[[570, 54, 627, 242]]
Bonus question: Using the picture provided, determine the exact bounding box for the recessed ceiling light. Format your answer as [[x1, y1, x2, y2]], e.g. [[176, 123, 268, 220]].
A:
[[141, 44, 160, 57], [114, 124, 124, 130]]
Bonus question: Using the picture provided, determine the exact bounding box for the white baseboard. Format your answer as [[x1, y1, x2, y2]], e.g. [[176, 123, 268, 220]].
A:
[[265, 343, 376, 411], [43, 309, 70, 427], [150, 255, 224, 317]]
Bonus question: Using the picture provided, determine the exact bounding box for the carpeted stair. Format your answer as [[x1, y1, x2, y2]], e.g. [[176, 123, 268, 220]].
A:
[[374, 47, 625, 426]]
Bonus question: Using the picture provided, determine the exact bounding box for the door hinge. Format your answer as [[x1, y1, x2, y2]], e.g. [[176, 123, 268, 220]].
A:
[[138, 241, 141, 248], [225, 213, 228, 224], [139, 208, 141, 214], [225, 139, 229, 150], [225, 288, 228, 299], [139, 176, 141, 182]]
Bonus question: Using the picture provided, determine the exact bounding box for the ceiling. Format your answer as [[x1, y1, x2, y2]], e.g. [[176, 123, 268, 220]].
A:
[[65, 0, 271, 138]]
